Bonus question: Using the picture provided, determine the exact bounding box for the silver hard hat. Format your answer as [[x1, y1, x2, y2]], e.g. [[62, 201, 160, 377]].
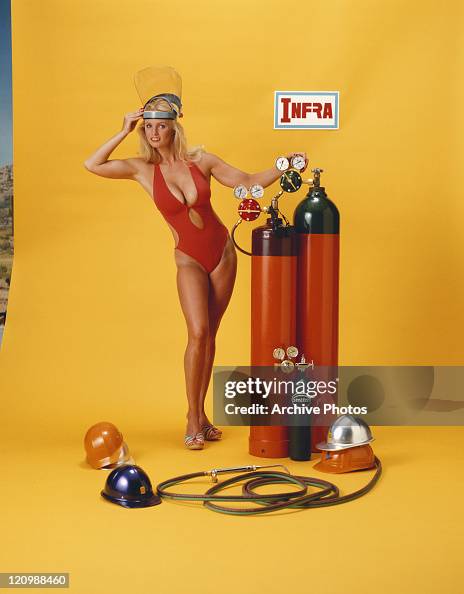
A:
[[316, 414, 374, 451]]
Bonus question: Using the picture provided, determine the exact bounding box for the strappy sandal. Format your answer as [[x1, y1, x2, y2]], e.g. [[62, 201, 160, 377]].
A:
[[201, 424, 223, 441], [184, 432, 205, 450]]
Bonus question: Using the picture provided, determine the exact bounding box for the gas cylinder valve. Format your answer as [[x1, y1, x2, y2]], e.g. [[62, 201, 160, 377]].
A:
[[311, 168, 323, 187], [295, 355, 314, 372]]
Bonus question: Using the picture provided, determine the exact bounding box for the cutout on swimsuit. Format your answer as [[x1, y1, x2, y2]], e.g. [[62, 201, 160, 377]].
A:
[[188, 208, 204, 229]]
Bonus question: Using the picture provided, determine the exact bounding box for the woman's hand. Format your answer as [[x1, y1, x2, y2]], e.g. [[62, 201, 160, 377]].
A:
[[287, 152, 308, 173], [121, 107, 144, 134]]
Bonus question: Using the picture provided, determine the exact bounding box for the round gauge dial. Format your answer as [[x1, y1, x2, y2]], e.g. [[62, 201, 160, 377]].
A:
[[291, 155, 306, 171], [275, 156, 290, 171], [250, 184, 264, 199], [273, 347, 286, 361], [234, 185, 248, 200], [286, 346, 299, 359], [280, 359, 295, 373], [280, 169, 302, 193], [238, 198, 261, 222]]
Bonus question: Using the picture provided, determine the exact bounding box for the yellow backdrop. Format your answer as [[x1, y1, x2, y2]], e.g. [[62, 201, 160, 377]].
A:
[[1, 1, 463, 592]]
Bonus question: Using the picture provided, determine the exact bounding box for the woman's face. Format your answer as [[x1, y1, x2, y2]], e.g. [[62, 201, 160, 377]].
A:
[[144, 119, 174, 149]]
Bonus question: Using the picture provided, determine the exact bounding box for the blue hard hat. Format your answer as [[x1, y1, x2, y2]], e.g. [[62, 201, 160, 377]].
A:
[[101, 464, 161, 508]]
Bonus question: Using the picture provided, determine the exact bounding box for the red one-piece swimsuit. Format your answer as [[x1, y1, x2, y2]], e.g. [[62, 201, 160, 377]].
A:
[[152, 162, 229, 274]]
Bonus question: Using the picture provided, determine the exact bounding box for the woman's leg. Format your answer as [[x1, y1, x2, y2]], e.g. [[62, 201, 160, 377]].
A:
[[198, 239, 237, 429], [175, 254, 210, 438]]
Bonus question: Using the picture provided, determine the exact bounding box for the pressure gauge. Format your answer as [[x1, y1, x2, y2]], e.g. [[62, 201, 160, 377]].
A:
[[280, 359, 295, 373], [250, 184, 264, 199], [238, 198, 261, 222], [291, 155, 306, 171], [273, 347, 286, 360], [275, 156, 290, 171], [234, 184, 248, 200], [286, 346, 299, 359], [280, 170, 302, 193]]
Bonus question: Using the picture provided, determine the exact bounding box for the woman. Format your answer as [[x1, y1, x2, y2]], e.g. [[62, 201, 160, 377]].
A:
[[84, 94, 307, 450]]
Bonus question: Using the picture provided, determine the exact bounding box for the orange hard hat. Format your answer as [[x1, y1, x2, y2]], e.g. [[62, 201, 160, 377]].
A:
[[313, 444, 376, 474], [84, 422, 132, 469]]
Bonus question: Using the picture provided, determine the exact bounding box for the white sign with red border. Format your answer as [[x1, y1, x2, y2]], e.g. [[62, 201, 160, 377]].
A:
[[274, 91, 339, 129]]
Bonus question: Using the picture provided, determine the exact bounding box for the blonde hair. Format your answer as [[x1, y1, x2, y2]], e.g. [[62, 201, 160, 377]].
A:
[[137, 98, 204, 164]]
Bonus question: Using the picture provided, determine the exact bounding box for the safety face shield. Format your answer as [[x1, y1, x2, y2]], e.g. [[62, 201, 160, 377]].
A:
[[135, 66, 183, 119]]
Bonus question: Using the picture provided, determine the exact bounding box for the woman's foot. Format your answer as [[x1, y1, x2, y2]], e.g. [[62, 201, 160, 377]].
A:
[[202, 424, 222, 441], [199, 414, 222, 441], [185, 414, 205, 450], [184, 433, 204, 450]]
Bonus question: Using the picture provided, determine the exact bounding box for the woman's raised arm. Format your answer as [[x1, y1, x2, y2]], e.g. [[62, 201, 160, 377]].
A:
[[204, 152, 308, 189], [83, 108, 144, 179]]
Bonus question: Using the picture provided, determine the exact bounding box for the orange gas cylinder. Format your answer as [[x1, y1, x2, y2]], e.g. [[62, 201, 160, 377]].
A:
[[292, 170, 340, 459], [249, 217, 297, 458]]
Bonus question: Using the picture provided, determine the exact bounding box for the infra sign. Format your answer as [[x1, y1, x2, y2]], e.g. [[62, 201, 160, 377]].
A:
[[274, 91, 339, 129]]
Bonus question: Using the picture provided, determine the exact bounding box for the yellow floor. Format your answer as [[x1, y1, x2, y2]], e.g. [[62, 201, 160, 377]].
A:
[[1, 425, 463, 593]]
